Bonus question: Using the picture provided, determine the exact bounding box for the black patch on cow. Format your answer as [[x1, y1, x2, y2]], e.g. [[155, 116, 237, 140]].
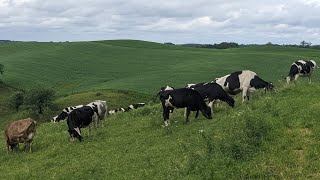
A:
[[250, 75, 268, 89], [288, 64, 299, 79], [65, 108, 70, 113], [190, 82, 235, 107], [225, 71, 242, 91]]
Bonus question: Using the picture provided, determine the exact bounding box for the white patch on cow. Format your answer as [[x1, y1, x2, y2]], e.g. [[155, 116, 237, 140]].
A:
[[186, 84, 196, 88], [74, 127, 81, 136], [129, 105, 134, 109], [137, 103, 145, 105], [298, 60, 306, 64], [310, 60, 319, 68], [164, 86, 174, 91], [164, 120, 170, 127], [165, 95, 174, 107], [215, 74, 231, 91], [120, 108, 125, 112], [108, 110, 115, 114], [248, 87, 256, 93], [52, 116, 58, 122], [27, 133, 34, 140]]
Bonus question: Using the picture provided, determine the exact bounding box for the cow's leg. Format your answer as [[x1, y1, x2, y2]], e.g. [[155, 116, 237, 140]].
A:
[[308, 75, 312, 84], [242, 88, 248, 102], [29, 141, 33, 152], [195, 110, 199, 118], [286, 76, 291, 84], [208, 101, 214, 115], [185, 108, 191, 123], [184, 108, 187, 117], [88, 125, 91, 137], [294, 74, 299, 83], [162, 106, 171, 127]]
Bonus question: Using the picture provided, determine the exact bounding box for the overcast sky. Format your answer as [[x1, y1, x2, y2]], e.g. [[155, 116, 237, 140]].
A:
[[1, 0, 320, 44]]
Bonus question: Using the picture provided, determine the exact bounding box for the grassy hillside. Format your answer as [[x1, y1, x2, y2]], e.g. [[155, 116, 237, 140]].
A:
[[1, 82, 320, 179], [1, 40, 320, 95], [1, 40, 320, 179]]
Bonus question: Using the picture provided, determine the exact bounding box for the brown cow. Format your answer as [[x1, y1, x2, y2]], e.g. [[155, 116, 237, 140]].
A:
[[4, 118, 37, 153]]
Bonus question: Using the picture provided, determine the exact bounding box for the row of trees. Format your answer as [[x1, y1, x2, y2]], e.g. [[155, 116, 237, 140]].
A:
[[9, 86, 55, 114], [166, 40, 320, 50], [178, 42, 239, 49]]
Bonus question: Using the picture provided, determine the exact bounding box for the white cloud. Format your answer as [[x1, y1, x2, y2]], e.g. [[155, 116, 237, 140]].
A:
[[0, 0, 320, 44]]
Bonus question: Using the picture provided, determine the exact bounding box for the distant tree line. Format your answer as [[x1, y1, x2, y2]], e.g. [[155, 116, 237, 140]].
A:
[[264, 40, 320, 49], [165, 40, 320, 50], [176, 42, 240, 49]]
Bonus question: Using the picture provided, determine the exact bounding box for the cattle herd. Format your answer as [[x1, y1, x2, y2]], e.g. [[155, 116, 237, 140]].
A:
[[4, 59, 318, 153]]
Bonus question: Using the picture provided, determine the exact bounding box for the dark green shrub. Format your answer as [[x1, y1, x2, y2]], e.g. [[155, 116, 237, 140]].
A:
[[25, 86, 55, 114], [8, 91, 24, 112]]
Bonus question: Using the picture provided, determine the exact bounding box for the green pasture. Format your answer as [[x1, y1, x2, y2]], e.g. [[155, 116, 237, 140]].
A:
[[1, 40, 320, 95], [0, 40, 320, 179]]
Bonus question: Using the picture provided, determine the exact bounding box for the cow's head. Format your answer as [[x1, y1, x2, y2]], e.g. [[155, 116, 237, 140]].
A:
[[265, 82, 274, 93], [310, 60, 319, 69], [52, 111, 68, 123], [201, 106, 212, 119], [226, 97, 235, 108], [68, 128, 83, 142]]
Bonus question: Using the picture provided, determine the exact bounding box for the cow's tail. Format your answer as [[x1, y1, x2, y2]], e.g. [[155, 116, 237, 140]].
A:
[[152, 92, 161, 103]]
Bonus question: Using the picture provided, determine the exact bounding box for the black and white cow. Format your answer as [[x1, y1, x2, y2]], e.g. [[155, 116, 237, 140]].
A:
[[66, 105, 98, 142], [157, 88, 212, 126], [108, 103, 146, 114], [153, 85, 175, 114], [215, 70, 273, 102], [52, 100, 107, 127], [52, 105, 84, 122], [286, 60, 319, 84], [87, 100, 107, 127], [186, 82, 235, 113]]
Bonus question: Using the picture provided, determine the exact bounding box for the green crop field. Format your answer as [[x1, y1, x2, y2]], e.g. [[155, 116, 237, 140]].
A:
[[0, 40, 320, 179]]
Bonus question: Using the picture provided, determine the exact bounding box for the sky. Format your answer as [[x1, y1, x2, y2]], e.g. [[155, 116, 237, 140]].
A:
[[1, 0, 320, 44]]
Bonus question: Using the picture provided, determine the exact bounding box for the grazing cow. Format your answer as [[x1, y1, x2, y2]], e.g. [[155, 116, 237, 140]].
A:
[[4, 118, 37, 153], [108, 103, 145, 115], [286, 60, 319, 84], [87, 100, 107, 127], [52, 100, 107, 127], [215, 70, 273, 102], [153, 85, 175, 114], [66, 105, 98, 142], [186, 82, 235, 114], [157, 88, 212, 126], [52, 105, 84, 122]]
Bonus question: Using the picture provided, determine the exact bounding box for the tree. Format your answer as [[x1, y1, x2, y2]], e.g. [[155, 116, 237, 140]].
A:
[[8, 91, 24, 112], [300, 40, 312, 48], [25, 86, 55, 114], [0, 64, 3, 75]]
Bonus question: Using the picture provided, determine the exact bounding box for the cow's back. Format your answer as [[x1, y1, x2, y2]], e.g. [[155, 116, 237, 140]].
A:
[[169, 88, 205, 109], [5, 118, 36, 143]]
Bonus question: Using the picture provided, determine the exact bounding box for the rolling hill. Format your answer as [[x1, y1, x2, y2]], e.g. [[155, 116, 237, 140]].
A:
[[0, 40, 320, 179], [1, 40, 320, 95]]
